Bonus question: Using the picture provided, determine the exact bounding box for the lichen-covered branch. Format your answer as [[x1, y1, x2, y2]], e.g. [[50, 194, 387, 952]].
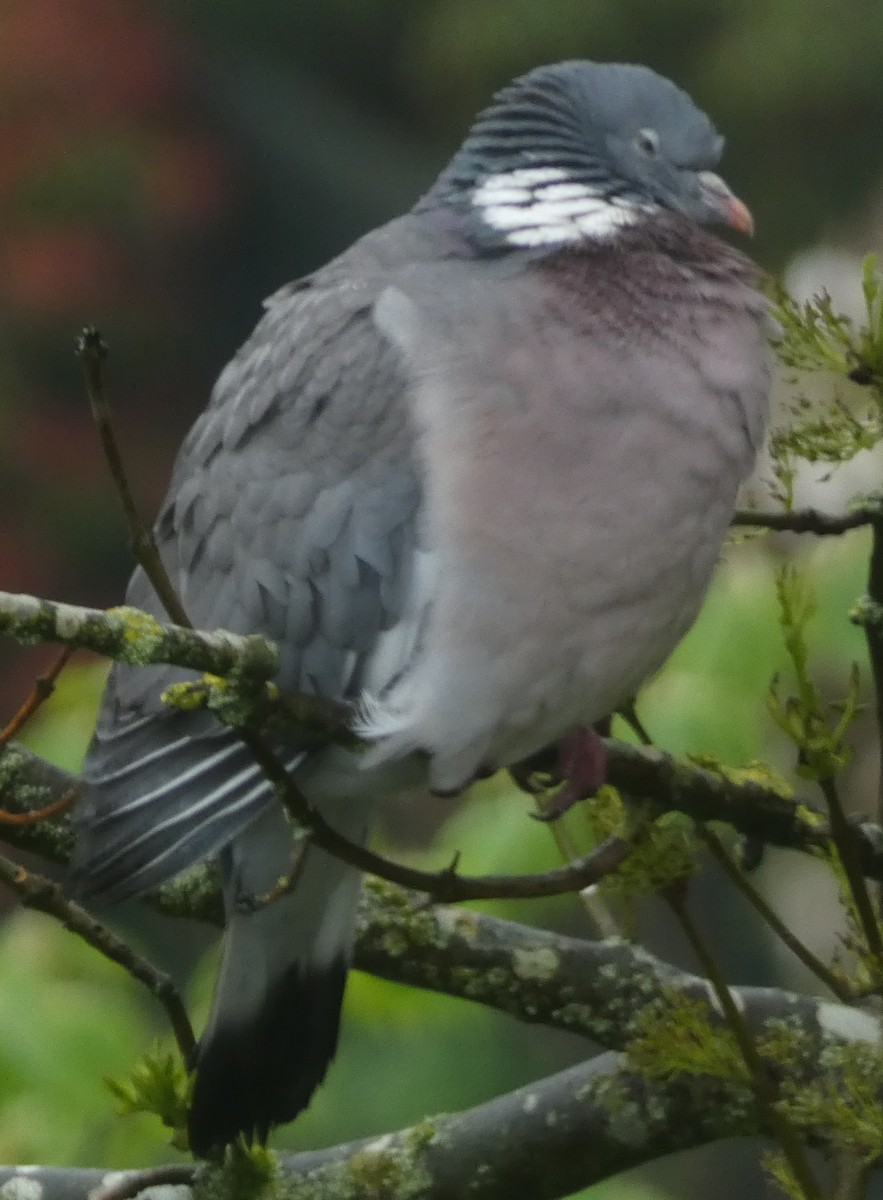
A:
[[0, 742, 78, 862], [0, 1165, 195, 1200], [0, 590, 278, 682], [0, 1055, 796, 1200], [272, 1053, 760, 1200], [0, 737, 876, 1067], [600, 740, 824, 855], [357, 879, 882, 1056], [0, 1018, 878, 1200], [1, 762, 881, 1196]]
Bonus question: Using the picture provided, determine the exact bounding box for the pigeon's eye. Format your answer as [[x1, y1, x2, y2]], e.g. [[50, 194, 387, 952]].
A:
[[635, 128, 660, 157]]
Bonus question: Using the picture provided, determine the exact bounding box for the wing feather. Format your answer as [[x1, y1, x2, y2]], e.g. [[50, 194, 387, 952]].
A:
[[72, 257, 424, 901]]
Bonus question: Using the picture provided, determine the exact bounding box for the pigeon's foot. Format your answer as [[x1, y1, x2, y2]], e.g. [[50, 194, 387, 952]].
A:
[[534, 727, 608, 821]]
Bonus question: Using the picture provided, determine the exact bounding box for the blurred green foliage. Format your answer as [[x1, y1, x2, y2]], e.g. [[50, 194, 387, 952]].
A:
[[0, 909, 178, 1165]]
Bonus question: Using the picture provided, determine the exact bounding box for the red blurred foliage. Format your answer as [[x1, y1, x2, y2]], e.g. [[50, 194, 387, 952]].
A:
[[0, 116, 73, 201], [0, 0, 243, 714], [143, 136, 231, 230], [0, 0, 233, 308], [0, 517, 59, 598], [0, 0, 178, 117], [10, 407, 106, 488], [1, 228, 131, 314]]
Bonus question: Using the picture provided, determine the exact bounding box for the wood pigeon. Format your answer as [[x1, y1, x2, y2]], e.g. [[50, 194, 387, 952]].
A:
[[69, 60, 770, 1155]]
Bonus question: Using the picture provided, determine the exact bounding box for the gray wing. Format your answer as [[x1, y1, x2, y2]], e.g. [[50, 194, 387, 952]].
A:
[[70, 271, 422, 900]]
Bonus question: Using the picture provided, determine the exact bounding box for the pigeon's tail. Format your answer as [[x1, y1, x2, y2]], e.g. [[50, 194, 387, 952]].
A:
[[71, 697, 371, 1155], [188, 800, 370, 1157]]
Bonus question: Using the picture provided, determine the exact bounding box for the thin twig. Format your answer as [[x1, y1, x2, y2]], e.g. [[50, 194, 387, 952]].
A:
[[861, 516, 883, 910], [77, 327, 190, 628], [238, 736, 631, 901], [0, 853, 196, 1060], [819, 775, 883, 963], [697, 822, 853, 1001], [11, 717, 883, 895], [732, 507, 875, 535], [616, 718, 844, 993], [616, 716, 848, 990], [617, 698, 654, 746], [0, 646, 72, 745], [0, 785, 75, 827], [245, 834, 310, 910], [832, 1155, 872, 1200], [533, 791, 621, 938], [666, 885, 823, 1200]]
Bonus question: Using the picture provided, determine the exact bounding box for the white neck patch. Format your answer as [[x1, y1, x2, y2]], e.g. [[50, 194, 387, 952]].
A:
[[471, 166, 655, 248]]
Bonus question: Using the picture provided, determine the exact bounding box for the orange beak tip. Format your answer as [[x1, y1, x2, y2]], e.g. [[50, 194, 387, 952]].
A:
[[728, 196, 755, 238]]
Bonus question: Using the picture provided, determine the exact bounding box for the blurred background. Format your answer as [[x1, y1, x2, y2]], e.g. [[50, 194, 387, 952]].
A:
[[1, 1, 883, 1195]]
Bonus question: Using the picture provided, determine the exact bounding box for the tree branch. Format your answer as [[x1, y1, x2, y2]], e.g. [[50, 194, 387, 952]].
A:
[[0, 760, 880, 1197], [0, 1012, 875, 1200], [0, 590, 279, 686], [0, 1054, 758, 1200], [357, 879, 883, 1052], [732, 506, 878, 535], [0, 647, 72, 745], [1, 738, 874, 1063], [77, 326, 191, 630], [273, 1054, 761, 1200]]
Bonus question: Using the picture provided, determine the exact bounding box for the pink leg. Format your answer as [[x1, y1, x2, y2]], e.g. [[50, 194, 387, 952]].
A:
[[534, 726, 609, 821]]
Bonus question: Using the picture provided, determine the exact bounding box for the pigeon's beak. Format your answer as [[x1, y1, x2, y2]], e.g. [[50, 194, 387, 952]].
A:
[[697, 170, 754, 236]]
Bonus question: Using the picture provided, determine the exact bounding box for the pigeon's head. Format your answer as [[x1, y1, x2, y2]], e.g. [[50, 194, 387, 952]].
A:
[[427, 61, 752, 250]]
